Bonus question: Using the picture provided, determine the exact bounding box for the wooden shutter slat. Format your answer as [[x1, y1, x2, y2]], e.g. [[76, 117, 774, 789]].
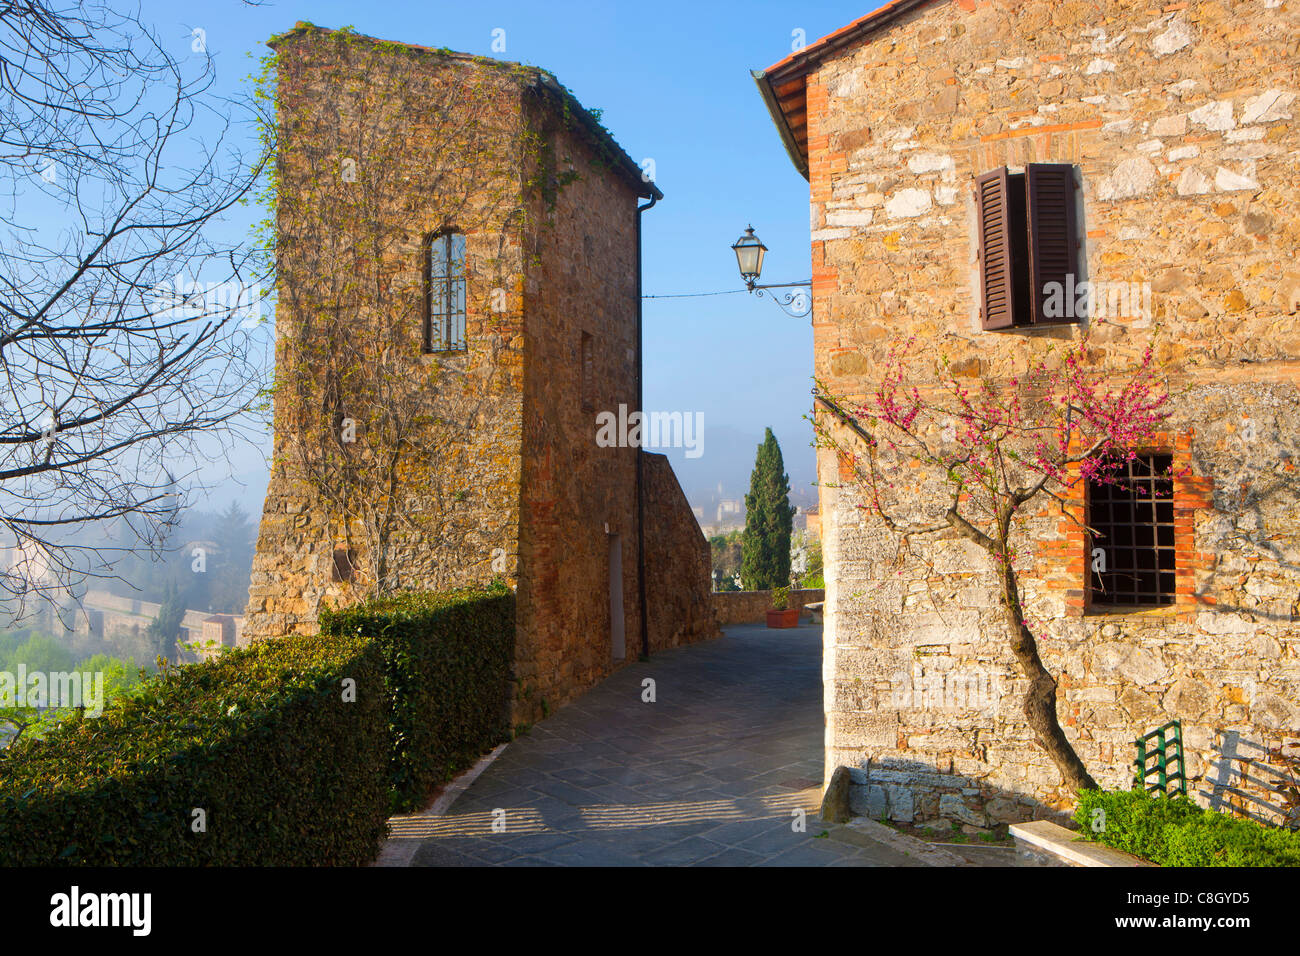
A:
[[976, 167, 1016, 330], [1027, 163, 1079, 325]]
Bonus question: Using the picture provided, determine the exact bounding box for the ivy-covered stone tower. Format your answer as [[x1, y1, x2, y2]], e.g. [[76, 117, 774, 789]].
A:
[[244, 24, 716, 721]]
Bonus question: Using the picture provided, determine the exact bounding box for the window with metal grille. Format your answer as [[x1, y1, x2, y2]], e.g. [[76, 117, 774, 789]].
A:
[[425, 231, 466, 352], [1087, 453, 1176, 607], [975, 163, 1081, 330]]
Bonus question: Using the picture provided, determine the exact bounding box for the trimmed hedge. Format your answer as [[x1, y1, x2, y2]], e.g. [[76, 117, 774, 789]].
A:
[[0, 585, 516, 864], [1075, 788, 1300, 867], [319, 584, 515, 812], [0, 630, 389, 866]]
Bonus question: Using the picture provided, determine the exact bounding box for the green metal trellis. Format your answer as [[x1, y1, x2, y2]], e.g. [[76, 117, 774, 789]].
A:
[[1134, 720, 1187, 796]]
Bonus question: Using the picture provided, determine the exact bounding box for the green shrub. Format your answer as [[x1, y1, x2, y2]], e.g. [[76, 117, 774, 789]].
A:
[[0, 585, 516, 863], [1076, 788, 1300, 867], [0, 630, 389, 865], [319, 584, 515, 813]]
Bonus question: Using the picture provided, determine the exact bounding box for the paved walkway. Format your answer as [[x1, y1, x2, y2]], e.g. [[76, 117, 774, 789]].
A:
[[377, 623, 937, 866]]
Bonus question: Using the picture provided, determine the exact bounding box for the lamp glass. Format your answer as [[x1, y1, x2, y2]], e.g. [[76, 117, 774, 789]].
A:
[[731, 226, 767, 282]]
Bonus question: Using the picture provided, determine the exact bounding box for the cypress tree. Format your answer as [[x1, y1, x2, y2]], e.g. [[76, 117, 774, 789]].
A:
[[741, 427, 796, 590], [147, 579, 186, 663]]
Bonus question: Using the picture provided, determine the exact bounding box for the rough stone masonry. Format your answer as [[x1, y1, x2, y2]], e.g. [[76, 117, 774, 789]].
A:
[[244, 24, 717, 724], [758, 0, 1300, 827]]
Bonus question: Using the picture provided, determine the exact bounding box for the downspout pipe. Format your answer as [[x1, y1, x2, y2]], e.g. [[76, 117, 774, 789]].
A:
[[636, 191, 657, 660]]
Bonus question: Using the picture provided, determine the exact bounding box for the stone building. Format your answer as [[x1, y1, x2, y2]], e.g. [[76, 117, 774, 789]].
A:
[[755, 0, 1300, 826], [245, 24, 716, 722]]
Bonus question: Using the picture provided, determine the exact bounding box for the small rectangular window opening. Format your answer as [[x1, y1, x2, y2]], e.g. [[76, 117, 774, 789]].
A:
[[332, 548, 359, 583]]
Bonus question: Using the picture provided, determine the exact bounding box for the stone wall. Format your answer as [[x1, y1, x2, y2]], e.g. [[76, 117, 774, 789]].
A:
[[712, 588, 826, 627], [643, 452, 721, 650], [244, 27, 528, 645], [793, 0, 1300, 827], [514, 95, 645, 719], [243, 26, 713, 726]]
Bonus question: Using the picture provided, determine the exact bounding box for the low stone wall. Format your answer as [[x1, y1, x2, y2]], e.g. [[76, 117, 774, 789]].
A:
[[69, 590, 244, 659], [1010, 821, 1154, 868], [712, 588, 825, 626], [643, 453, 721, 651]]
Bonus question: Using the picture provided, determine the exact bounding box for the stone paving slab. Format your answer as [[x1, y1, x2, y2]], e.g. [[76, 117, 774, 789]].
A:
[[379, 623, 949, 867]]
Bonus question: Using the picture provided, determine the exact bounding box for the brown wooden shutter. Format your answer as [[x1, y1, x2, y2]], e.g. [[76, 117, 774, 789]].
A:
[[975, 167, 1016, 330], [1026, 163, 1079, 325]]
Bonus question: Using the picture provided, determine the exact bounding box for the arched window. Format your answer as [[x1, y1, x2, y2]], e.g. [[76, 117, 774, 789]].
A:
[[425, 231, 466, 352]]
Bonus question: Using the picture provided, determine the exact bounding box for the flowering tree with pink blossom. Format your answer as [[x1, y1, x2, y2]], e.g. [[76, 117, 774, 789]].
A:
[[814, 334, 1174, 794]]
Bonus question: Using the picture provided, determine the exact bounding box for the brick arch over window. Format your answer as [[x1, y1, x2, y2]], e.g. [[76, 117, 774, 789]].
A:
[[424, 230, 467, 353]]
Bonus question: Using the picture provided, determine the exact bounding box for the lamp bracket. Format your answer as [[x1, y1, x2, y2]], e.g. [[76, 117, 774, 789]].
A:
[[747, 280, 812, 319]]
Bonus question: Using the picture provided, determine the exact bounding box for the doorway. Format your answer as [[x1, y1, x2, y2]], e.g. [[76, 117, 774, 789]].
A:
[[608, 533, 625, 661]]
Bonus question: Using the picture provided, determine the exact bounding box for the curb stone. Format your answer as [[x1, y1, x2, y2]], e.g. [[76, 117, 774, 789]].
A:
[[370, 742, 510, 867]]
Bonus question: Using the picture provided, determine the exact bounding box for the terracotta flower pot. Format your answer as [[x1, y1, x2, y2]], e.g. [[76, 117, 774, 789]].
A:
[[765, 607, 800, 629]]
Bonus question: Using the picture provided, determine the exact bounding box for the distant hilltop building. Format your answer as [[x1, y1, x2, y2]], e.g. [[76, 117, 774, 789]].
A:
[[799, 506, 820, 543]]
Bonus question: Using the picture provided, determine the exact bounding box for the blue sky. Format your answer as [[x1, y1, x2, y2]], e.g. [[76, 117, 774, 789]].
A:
[[139, 0, 887, 511]]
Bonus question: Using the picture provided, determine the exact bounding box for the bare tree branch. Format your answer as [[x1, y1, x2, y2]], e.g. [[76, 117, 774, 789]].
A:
[[0, 1, 272, 620]]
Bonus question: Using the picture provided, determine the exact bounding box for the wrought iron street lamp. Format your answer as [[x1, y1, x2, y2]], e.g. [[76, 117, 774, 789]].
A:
[[731, 225, 767, 285], [730, 225, 812, 318]]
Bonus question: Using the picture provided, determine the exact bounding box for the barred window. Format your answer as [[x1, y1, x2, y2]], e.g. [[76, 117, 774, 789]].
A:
[[1087, 454, 1175, 608], [425, 232, 466, 352]]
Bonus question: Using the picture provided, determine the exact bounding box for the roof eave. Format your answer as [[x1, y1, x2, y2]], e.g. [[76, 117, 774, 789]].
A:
[[754, 0, 944, 176], [752, 70, 809, 182], [529, 74, 663, 201], [763, 0, 941, 83]]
